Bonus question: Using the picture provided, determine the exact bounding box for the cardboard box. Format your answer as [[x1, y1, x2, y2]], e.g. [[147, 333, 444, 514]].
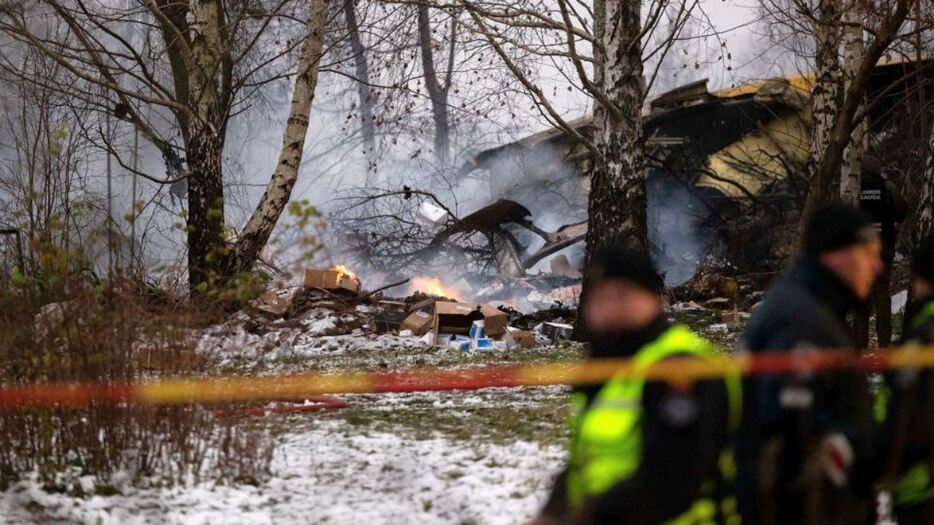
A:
[[400, 309, 433, 336], [408, 297, 447, 314], [478, 305, 508, 337], [432, 302, 509, 344], [372, 310, 409, 333], [434, 302, 485, 340], [303, 269, 361, 294], [255, 289, 291, 316], [540, 322, 573, 342], [508, 330, 537, 349]]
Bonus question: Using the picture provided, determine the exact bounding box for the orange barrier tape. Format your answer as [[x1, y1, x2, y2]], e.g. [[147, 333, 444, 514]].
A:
[[1, 346, 933, 409]]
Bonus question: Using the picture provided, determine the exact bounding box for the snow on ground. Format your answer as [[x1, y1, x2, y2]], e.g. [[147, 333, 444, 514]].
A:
[[1, 297, 636, 525], [195, 306, 583, 374], [194, 307, 445, 373], [0, 301, 745, 525], [0, 397, 565, 525], [0, 303, 739, 525]]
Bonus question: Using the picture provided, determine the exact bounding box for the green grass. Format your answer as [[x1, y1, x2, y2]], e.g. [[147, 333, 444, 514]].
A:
[[265, 314, 737, 450], [313, 386, 570, 448]]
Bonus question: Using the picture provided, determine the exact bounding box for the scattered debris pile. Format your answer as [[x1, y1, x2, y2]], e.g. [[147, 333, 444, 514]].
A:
[[199, 266, 580, 371], [669, 270, 770, 310], [473, 274, 581, 312]]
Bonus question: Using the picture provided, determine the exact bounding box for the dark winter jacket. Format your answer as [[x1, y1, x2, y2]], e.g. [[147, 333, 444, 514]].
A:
[[877, 298, 934, 523], [736, 255, 876, 524], [859, 172, 907, 256], [541, 316, 730, 524]]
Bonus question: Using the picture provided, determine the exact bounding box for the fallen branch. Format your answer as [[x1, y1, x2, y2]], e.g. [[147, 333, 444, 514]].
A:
[[360, 278, 411, 300]]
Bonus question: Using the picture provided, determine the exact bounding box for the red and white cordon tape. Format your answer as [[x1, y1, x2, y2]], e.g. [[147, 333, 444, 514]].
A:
[[0, 345, 932, 410]]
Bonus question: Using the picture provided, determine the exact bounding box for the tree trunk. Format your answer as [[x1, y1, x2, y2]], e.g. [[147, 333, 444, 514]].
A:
[[807, 0, 842, 188], [184, 0, 229, 291], [587, 0, 648, 252], [839, 6, 865, 205], [417, 4, 451, 167], [186, 131, 226, 290], [344, 0, 378, 181], [231, 0, 330, 276], [575, 0, 647, 339], [799, 0, 910, 231], [915, 125, 934, 243]]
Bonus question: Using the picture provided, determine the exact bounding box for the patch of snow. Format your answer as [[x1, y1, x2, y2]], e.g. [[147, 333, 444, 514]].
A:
[[1, 419, 564, 525], [303, 315, 338, 335], [670, 302, 705, 311], [194, 304, 438, 372], [707, 323, 729, 333]]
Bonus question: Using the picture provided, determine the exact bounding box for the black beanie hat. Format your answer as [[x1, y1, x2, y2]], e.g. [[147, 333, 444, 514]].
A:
[[913, 235, 934, 283], [588, 241, 664, 294], [805, 202, 877, 255]]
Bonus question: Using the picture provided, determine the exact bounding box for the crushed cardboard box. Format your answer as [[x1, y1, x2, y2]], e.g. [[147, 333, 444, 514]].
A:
[[431, 301, 508, 346], [478, 305, 508, 337], [304, 269, 361, 294], [372, 310, 409, 333], [538, 322, 573, 342], [505, 329, 537, 349], [254, 289, 291, 316], [396, 299, 528, 349], [400, 309, 433, 336], [433, 301, 483, 340]]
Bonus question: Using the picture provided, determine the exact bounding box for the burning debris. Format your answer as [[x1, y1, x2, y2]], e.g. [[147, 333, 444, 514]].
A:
[[206, 265, 582, 372], [408, 276, 464, 301], [304, 265, 362, 295]]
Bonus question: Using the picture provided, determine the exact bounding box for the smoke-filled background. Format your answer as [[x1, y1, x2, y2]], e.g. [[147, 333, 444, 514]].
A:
[[0, 0, 809, 291]]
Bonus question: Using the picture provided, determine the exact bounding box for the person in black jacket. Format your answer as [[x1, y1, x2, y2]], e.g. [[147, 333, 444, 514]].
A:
[[532, 242, 736, 525], [876, 235, 934, 524], [736, 203, 883, 524], [854, 156, 907, 348]]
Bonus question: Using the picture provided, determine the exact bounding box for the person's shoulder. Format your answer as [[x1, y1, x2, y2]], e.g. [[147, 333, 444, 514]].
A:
[[746, 278, 809, 324], [742, 277, 829, 351]]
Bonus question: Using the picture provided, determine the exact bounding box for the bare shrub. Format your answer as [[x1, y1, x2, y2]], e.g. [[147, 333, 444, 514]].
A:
[[0, 277, 279, 492]]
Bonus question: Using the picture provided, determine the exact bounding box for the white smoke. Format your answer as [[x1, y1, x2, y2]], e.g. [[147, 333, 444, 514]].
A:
[[646, 172, 710, 285]]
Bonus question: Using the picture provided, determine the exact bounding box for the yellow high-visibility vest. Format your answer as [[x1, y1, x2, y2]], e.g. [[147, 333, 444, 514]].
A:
[[881, 301, 934, 508], [566, 324, 742, 524]]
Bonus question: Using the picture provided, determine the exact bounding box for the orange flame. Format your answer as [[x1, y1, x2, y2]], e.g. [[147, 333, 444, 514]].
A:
[[330, 264, 357, 281], [410, 276, 461, 300]]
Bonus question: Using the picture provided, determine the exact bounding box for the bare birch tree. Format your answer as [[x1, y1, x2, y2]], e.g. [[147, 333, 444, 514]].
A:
[[343, 0, 379, 179], [450, 0, 699, 335], [0, 0, 333, 292], [807, 0, 843, 190], [417, 4, 458, 167], [916, 121, 934, 242], [458, 0, 697, 248], [839, 2, 866, 204], [799, 0, 911, 226]]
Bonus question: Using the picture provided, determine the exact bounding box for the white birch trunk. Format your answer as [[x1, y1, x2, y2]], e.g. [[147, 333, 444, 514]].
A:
[[916, 126, 934, 243], [232, 0, 330, 274], [840, 6, 865, 205], [807, 0, 842, 183]]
